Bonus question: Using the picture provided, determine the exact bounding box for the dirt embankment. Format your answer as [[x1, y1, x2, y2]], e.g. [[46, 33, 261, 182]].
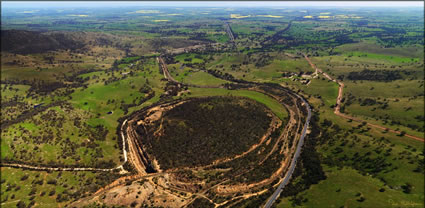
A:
[[214, 97, 303, 195], [70, 173, 189, 208]]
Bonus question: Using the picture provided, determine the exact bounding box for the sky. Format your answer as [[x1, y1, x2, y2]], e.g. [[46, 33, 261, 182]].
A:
[[2, 1, 424, 8]]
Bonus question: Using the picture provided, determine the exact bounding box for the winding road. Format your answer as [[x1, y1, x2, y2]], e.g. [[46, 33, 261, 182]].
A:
[[264, 96, 311, 208], [303, 54, 424, 142]]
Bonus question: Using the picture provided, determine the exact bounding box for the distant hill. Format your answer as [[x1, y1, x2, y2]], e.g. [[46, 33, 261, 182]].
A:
[[1, 30, 85, 54]]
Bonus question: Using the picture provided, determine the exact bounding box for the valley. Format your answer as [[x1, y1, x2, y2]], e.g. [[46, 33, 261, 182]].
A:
[[1, 3, 423, 208]]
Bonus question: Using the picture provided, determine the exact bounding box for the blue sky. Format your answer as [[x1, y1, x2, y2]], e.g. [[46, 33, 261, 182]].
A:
[[2, 1, 424, 8]]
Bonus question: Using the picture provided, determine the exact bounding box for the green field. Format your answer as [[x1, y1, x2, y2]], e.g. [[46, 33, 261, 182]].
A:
[[344, 51, 420, 63], [175, 53, 206, 64], [186, 87, 288, 120], [277, 166, 424, 208], [0, 167, 120, 207], [168, 64, 229, 86]]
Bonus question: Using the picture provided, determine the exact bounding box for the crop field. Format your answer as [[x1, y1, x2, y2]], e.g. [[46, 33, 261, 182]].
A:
[[0, 4, 423, 208]]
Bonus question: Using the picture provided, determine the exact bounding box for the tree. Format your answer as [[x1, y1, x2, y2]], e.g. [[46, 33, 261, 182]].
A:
[[16, 201, 26, 208], [357, 196, 366, 202], [401, 183, 412, 193], [20, 175, 29, 181]]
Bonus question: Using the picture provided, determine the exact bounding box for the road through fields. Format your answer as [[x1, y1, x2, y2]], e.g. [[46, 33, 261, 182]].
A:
[[263, 96, 311, 208], [303, 54, 424, 142]]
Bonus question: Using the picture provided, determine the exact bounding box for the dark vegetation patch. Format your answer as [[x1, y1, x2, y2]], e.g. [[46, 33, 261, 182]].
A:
[[210, 123, 284, 184], [187, 197, 215, 208], [279, 112, 326, 200], [1, 30, 85, 54], [140, 96, 272, 169], [347, 69, 405, 81], [0, 101, 63, 130], [261, 21, 292, 45], [148, 38, 203, 50]]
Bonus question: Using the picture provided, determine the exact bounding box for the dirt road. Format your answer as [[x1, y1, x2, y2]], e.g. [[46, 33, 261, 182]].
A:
[[225, 22, 235, 42], [0, 163, 117, 172], [303, 54, 424, 142], [158, 56, 179, 83]]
